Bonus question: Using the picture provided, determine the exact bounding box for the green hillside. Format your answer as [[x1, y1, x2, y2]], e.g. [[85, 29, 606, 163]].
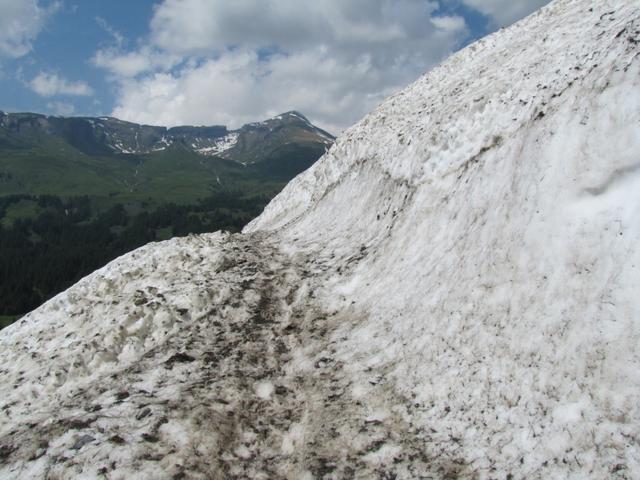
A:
[[0, 112, 332, 328]]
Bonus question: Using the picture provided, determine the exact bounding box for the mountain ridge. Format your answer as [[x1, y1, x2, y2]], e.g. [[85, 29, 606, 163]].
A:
[[0, 109, 333, 203], [0, 110, 333, 162]]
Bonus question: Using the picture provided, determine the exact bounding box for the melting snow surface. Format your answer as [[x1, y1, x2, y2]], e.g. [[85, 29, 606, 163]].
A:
[[1, 0, 639, 478]]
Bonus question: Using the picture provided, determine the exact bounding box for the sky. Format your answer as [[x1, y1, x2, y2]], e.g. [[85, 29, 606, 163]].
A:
[[0, 0, 551, 133]]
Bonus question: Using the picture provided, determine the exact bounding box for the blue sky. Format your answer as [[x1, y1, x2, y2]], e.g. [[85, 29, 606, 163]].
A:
[[0, 1, 157, 116], [0, 0, 550, 132]]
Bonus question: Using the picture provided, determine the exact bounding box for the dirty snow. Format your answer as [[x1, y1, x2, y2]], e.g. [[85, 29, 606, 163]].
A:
[[1, 0, 639, 478]]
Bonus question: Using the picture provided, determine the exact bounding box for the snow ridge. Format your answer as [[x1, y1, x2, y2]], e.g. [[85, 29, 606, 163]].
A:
[[1, 0, 640, 478]]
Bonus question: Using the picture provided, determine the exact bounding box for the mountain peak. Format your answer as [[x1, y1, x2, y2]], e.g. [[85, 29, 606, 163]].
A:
[[279, 110, 310, 122]]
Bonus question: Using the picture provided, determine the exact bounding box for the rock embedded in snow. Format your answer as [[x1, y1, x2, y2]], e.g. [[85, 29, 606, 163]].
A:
[[1, 0, 640, 478]]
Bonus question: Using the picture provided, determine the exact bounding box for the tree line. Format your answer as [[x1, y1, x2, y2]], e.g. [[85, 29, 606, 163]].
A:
[[0, 192, 270, 319]]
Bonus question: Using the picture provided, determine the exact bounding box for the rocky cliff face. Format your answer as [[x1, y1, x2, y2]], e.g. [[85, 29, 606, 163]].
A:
[[1, 0, 639, 478]]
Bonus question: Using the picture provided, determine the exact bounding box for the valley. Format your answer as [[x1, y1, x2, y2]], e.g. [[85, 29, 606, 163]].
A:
[[0, 112, 333, 324]]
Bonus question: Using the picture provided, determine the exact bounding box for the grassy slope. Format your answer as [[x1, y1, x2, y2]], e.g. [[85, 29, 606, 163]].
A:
[[0, 142, 294, 210]]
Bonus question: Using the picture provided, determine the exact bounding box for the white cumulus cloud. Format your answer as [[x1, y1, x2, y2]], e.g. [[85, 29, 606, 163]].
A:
[[97, 0, 470, 132], [30, 72, 93, 97], [92, 46, 180, 79], [93, 0, 552, 131], [0, 0, 59, 58]]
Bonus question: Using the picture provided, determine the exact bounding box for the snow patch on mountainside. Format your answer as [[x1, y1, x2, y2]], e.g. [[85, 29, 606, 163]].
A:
[[195, 132, 239, 156], [1, 0, 639, 478]]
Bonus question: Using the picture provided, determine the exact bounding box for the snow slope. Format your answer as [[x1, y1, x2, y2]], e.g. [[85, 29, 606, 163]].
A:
[[1, 0, 639, 478]]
